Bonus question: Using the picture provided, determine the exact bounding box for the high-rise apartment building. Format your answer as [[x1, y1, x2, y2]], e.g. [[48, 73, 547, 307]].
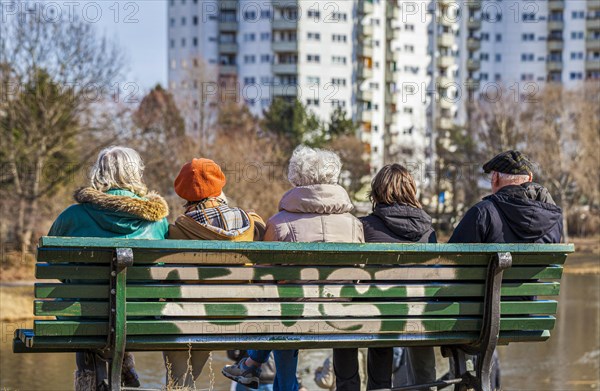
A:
[[168, 0, 600, 178]]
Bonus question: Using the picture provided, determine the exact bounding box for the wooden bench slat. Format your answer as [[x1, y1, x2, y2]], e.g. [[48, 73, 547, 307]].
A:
[[35, 264, 564, 281], [34, 282, 561, 299], [34, 300, 558, 317], [36, 248, 568, 265], [14, 330, 552, 352], [34, 316, 556, 337]]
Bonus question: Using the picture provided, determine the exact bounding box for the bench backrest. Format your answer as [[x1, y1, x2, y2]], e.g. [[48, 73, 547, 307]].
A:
[[32, 237, 573, 351]]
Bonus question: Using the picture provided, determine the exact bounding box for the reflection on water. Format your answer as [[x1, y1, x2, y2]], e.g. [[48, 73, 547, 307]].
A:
[[1, 273, 598, 390]]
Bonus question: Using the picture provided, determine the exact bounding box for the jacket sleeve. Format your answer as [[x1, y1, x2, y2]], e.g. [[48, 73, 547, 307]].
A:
[[448, 206, 486, 243], [428, 230, 437, 243]]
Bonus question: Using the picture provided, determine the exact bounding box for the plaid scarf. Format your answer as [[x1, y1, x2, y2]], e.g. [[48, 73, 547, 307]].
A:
[[185, 198, 251, 236]]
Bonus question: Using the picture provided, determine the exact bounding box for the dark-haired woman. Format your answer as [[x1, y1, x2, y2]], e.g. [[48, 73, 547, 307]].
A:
[[333, 164, 437, 390]]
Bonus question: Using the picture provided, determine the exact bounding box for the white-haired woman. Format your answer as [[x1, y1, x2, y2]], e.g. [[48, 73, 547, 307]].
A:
[[222, 145, 364, 391], [49, 146, 169, 390]]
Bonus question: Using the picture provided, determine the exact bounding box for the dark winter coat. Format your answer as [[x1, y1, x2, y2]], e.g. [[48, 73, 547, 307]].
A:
[[449, 183, 563, 244], [360, 203, 437, 243]]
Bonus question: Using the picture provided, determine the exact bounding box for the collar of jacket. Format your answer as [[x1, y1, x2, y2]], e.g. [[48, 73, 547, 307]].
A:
[[278, 184, 354, 214], [74, 187, 169, 221]]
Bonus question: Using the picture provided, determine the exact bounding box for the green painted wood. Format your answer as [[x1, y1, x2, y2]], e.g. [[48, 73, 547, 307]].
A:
[[34, 300, 558, 317], [110, 257, 127, 389], [36, 248, 568, 266], [34, 264, 564, 281], [38, 237, 575, 253], [34, 316, 556, 337], [13, 330, 552, 352], [34, 282, 561, 299]]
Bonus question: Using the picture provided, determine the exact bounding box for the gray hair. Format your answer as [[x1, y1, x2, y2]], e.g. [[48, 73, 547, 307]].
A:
[[287, 145, 342, 186], [497, 172, 531, 182], [90, 146, 148, 196]]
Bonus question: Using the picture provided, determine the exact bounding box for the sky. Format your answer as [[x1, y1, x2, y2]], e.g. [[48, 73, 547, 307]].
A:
[[85, 1, 168, 92]]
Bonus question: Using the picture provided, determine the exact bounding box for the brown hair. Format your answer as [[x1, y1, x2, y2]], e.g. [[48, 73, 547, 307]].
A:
[[369, 164, 422, 209]]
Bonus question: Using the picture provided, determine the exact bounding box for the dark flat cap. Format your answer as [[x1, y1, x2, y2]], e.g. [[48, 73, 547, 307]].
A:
[[483, 150, 534, 175]]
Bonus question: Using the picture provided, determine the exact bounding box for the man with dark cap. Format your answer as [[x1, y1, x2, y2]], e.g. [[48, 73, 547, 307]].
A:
[[449, 150, 563, 243], [448, 150, 563, 389]]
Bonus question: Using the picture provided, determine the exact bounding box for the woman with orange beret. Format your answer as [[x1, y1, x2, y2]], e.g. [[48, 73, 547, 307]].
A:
[[163, 158, 265, 387]]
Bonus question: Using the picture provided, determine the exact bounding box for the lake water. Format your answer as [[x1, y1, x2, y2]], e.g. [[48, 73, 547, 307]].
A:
[[1, 272, 598, 390]]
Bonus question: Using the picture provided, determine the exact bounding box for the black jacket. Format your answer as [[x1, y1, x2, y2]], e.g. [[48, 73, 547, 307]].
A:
[[361, 203, 437, 243], [449, 183, 563, 244]]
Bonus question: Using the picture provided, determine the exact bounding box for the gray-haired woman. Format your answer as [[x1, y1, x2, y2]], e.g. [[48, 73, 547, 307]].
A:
[[49, 146, 169, 390], [222, 145, 364, 391]]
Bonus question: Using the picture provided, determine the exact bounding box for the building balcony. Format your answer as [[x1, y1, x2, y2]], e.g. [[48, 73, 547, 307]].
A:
[[467, 37, 481, 51], [357, 64, 374, 79], [587, 18, 600, 31], [437, 55, 454, 68], [467, 0, 481, 10], [547, 40, 564, 51], [548, 0, 564, 11], [219, 21, 237, 32], [547, 61, 563, 71], [272, 63, 298, 74], [587, 38, 600, 51], [385, 70, 395, 83], [272, 84, 299, 97], [466, 79, 480, 90], [272, 18, 297, 30], [273, 0, 297, 8], [358, 0, 374, 15], [219, 1, 237, 11], [360, 109, 373, 123], [439, 96, 454, 110], [219, 65, 237, 75], [385, 89, 394, 103], [218, 43, 237, 54], [358, 44, 374, 58], [467, 18, 482, 30], [360, 24, 374, 37], [438, 76, 453, 86], [272, 40, 298, 52], [438, 33, 454, 48], [357, 89, 373, 102], [467, 58, 481, 70], [586, 59, 600, 71], [548, 20, 564, 30], [436, 117, 454, 130]]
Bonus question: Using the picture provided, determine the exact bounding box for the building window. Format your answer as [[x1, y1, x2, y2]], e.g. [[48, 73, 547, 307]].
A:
[[522, 33, 535, 41], [480, 53, 489, 61], [571, 11, 585, 19], [244, 55, 256, 64], [403, 107, 413, 114], [570, 52, 584, 60], [261, 10, 271, 19], [260, 32, 270, 41], [306, 98, 320, 106], [481, 73, 489, 81], [522, 13, 536, 22], [331, 100, 346, 107], [521, 74, 534, 81], [260, 76, 272, 84], [261, 54, 270, 63], [495, 34, 502, 42], [495, 54, 502, 62], [404, 24, 415, 32], [570, 72, 583, 80], [331, 12, 347, 22], [307, 32, 321, 41], [331, 78, 346, 86], [571, 31, 584, 40], [181, 38, 186, 47], [307, 54, 320, 63], [521, 53, 534, 61], [193, 37, 198, 47], [331, 56, 346, 65], [193, 15, 198, 25], [243, 11, 257, 20], [181, 17, 186, 25], [495, 74, 501, 81], [404, 44, 414, 53], [244, 77, 256, 85], [170, 17, 175, 27], [481, 32, 489, 41], [244, 33, 256, 42], [307, 9, 320, 20], [170, 39, 175, 48], [170, 0, 174, 6], [332, 34, 347, 43]]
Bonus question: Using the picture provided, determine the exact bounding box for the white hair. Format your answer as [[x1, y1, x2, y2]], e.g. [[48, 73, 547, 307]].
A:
[[90, 146, 148, 196], [497, 172, 531, 182], [287, 145, 342, 186]]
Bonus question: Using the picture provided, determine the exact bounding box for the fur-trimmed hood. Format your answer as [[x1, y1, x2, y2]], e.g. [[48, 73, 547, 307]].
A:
[[74, 187, 169, 222]]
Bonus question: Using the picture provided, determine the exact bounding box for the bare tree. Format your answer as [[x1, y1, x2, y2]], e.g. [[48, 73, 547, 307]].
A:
[[0, 6, 124, 251]]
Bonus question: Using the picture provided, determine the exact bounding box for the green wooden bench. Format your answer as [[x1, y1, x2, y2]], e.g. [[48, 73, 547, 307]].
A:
[[14, 237, 573, 391]]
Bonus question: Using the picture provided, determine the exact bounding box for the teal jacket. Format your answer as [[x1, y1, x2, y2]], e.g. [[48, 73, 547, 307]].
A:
[[48, 188, 169, 239]]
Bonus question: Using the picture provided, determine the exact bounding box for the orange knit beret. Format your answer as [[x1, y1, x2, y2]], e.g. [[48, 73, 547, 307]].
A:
[[174, 158, 226, 201]]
